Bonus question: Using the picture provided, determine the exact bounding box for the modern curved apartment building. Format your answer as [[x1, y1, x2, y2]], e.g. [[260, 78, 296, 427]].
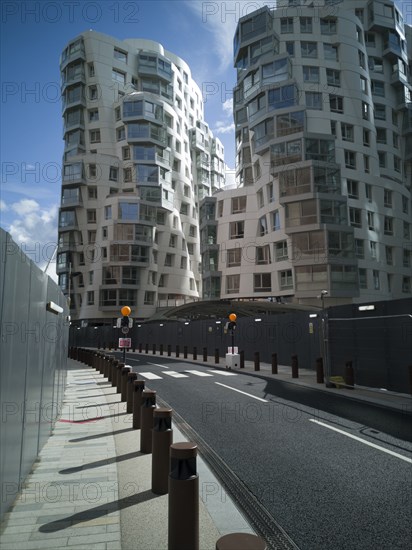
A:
[[200, 0, 412, 307], [57, 31, 225, 323]]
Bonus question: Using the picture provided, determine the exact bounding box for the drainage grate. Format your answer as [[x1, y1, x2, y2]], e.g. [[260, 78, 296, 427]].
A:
[[158, 397, 300, 550]]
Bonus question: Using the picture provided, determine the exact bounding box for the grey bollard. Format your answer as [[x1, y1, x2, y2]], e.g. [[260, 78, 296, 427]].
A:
[[116, 362, 125, 392], [168, 442, 199, 550], [271, 353, 278, 375], [240, 350, 245, 368], [203, 347, 207, 362], [132, 380, 145, 429], [140, 389, 156, 453], [291, 354, 299, 378], [316, 357, 324, 384], [215, 348, 219, 364], [152, 408, 173, 495], [254, 351, 260, 371], [121, 366, 132, 402], [216, 533, 267, 550], [127, 372, 138, 413]]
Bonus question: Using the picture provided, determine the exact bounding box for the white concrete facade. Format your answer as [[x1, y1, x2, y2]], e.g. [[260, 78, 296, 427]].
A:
[[58, 31, 225, 322], [201, 0, 412, 307]]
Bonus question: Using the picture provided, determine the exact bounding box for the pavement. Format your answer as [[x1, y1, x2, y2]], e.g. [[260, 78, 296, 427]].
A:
[[1, 350, 410, 550]]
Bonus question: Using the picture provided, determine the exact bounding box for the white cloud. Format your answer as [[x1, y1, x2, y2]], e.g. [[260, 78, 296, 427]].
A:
[[0, 200, 8, 211], [214, 121, 235, 134], [222, 98, 233, 115], [8, 200, 59, 281]]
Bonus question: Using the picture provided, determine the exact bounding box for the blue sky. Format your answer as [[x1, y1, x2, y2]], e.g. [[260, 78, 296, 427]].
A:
[[1, 0, 411, 279]]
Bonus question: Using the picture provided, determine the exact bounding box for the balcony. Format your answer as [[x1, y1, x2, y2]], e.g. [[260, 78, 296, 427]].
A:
[[60, 43, 85, 70]]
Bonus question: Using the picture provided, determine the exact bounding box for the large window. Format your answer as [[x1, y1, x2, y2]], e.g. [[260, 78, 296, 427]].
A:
[[276, 111, 304, 136], [227, 248, 242, 267], [119, 202, 138, 220], [229, 221, 244, 239], [254, 273, 272, 292], [226, 274, 240, 294], [231, 196, 247, 213], [256, 245, 271, 265], [301, 41, 317, 58], [305, 139, 334, 162], [262, 59, 290, 84], [268, 85, 297, 110], [305, 92, 323, 110]]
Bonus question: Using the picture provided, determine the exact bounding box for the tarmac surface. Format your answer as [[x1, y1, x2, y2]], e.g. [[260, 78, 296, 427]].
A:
[[1, 350, 410, 550]]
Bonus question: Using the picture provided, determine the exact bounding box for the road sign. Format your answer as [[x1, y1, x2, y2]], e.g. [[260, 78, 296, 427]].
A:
[[117, 317, 133, 328], [119, 338, 131, 348], [121, 327, 129, 334]]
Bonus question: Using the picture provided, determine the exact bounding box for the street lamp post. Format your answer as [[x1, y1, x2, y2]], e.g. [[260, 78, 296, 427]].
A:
[[120, 306, 132, 364], [317, 290, 329, 385]]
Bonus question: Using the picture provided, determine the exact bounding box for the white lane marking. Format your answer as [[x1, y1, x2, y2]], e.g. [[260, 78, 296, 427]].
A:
[[208, 370, 237, 376], [309, 419, 412, 464], [215, 382, 268, 403], [148, 362, 170, 369], [163, 371, 189, 378], [138, 372, 162, 380], [185, 370, 213, 377]]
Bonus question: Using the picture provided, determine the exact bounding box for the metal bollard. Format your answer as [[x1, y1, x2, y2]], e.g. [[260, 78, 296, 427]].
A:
[[345, 360, 354, 388], [153, 343, 156, 354], [215, 348, 219, 364], [316, 357, 324, 384], [240, 350, 245, 368], [139, 343, 142, 353], [132, 380, 145, 429], [216, 533, 267, 550], [168, 344, 171, 357], [160, 344, 164, 356], [271, 353, 278, 375], [140, 389, 157, 453], [176, 345, 180, 358], [145, 343, 149, 354], [203, 348, 207, 362], [193, 347, 197, 360], [116, 363, 125, 392], [127, 372, 138, 413], [168, 442, 199, 550], [254, 351, 260, 371], [151, 408, 173, 495], [121, 366, 132, 401], [291, 354, 299, 378], [184, 346, 188, 358]]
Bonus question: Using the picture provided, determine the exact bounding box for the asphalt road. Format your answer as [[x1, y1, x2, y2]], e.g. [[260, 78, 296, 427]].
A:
[[116, 353, 412, 550]]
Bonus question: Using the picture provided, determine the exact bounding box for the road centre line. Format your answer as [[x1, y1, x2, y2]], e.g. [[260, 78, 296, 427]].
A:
[[309, 419, 412, 464], [147, 362, 170, 369], [215, 382, 268, 403]]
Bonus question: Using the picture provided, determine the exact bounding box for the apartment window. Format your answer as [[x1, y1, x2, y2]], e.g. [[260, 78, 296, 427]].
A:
[[363, 129, 370, 146], [403, 249, 411, 268], [229, 221, 244, 239], [360, 76, 367, 94], [112, 68, 126, 84], [404, 222, 410, 239], [374, 104, 386, 120], [122, 146, 130, 160], [88, 164, 97, 179], [88, 85, 98, 100], [402, 196, 409, 214], [358, 50, 366, 69], [88, 186, 97, 199], [254, 273, 272, 292], [275, 241, 288, 261], [272, 210, 280, 231], [226, 274, 240, 294], [349, 207, 362, 227], [355, 239, 364, 258], [323, 43, 338, 61], [267, 183, 274, 203], [364, 155, 370, 173], [362, 102, 370, 120], [371, 80, 385, 97], [359, 268, 367, 289], [117, 126, 125, 141], [326, 69, 340, 87], [104, 205, 112, 220], [344, 150, 356, 169], [394, 156, 401, 173], [355, 8, 364, 22], [89, 130, 100, 143], [88, 63, 95, 77], [87, 291, 94, 305], [393, 133, 399, 149], [280, 270, 293, 289], [303, 66, 319, 83], [330, 95, 343, 113], [218, 201, 223, 217], [301, 42, 317, 58], [88, 109, 99, 122], [347, 180, 358, 198], [386, 246, 393, 265], [286, 42, 294, 56], [300, 17, 312, 33], [367, 211, 375, 230], [384, 216, 393, 235], [280, 18, 293, 33], [365, 184, 372, 202], [331, 120, 337, 136], [258, 215, 268, 236], [189, 225, 196, 237], [87, 209, 96, 223], [376, 128, 386, 144], [124, 167, 132, 183], [109, 166, 118, 181], [256, 245, 271, 265], [341, 123, 354, 142], [114, 48, 127, 62], [102, 226, 107, 240], [144, 292, 155, 305], [115, 106, 121, 121], [402, 277, 411, 293], [164, 254, 174, 267], [384, 189, 392, 207], [257, 189, 264, 208], [227, 248, 241, 267], [373, 270, 380, 290], [320, 18, 337, 35], [365, 33, 375, 47], [306, 92, 322, 110], [231, 196, 247, 214]]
